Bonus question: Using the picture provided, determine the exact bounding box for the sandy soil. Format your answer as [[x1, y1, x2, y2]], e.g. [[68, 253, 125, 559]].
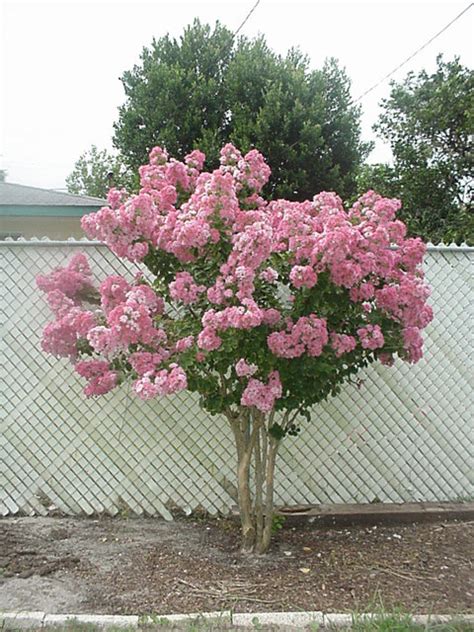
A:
[[0, 516, 472, 616]]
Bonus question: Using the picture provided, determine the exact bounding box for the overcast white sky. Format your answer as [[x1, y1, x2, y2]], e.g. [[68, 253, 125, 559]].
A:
[[1, 0, 473, 190]]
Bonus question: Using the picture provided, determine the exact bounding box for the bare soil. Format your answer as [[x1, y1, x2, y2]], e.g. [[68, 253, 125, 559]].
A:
[[0, 516, 472, 616]]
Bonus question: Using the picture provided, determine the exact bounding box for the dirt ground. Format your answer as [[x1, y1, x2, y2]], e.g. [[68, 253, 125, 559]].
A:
[[0, 516, 472, 616]]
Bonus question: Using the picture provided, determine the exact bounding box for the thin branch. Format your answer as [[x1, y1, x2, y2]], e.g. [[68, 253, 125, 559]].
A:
[[288, 408, 300, 427]]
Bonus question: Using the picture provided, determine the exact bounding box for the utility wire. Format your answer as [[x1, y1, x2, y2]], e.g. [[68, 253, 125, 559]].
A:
[[234, 0, 261, 36], [353, 2, 473, 104]]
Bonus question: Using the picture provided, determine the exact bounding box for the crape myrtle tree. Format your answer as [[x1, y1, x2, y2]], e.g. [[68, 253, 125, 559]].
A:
[[113, 19, 371, 202], [37, 144, 433, 554]]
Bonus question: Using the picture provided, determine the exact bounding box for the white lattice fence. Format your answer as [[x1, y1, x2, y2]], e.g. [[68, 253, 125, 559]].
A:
[[0, 239, 472, 517]]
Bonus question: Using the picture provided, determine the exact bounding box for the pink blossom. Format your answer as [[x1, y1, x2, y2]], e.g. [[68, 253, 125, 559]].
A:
[[41, 320, 78, 358], [126, 284, 165, 315], [75, 360, 118, 397], [259, 267, 278, 283], [133, 364, 187, 399], [36, 253, 95, 300], [129, 351, 168, 376], [87, 326, 115, 355], [350, 282, 375, 303], [241, 371, 282, 413], [262, 308, 282, 326], [169, 272, 206, 305], [235, 359, 258, 377], [268, 315, 328, 358], [197, 327, 222, 351], [357, 324, 385, 350], [165, 160, 190, 190], [132, 376, 160, 400], [83, 371, 118, 397], [41, 308, 96, 358], [107, 188, 128, 210], [289, 265, 318, 289], [107, 303, 157, 346], [220, 143, 243, 167], [230, 148, 271, 194], [402, 326, 424, 363], [75, 359, 110, 379], [331, 333, 357, 357], [149, 146, 168, 165], [100, 276, 131, 314], [155, 364, 188, 395], [399, 238, 426, 271], [175, 335, 194, 353], [185, 149, 206, 171], [46, 290, 76, 319]]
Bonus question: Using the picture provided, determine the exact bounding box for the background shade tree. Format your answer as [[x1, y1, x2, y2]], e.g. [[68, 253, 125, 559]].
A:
[[113, 19, 371, 202], [66, 145, 135, 199], [367, 56, 473, 244]]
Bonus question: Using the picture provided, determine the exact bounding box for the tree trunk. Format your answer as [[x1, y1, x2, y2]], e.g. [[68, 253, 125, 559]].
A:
[[229, 409, 280, 554]]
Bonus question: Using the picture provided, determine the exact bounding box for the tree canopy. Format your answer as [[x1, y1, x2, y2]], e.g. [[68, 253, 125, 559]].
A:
[[112, 19, 370, 202], [364, 56, 473, 244], [66, 146, 134, 199]]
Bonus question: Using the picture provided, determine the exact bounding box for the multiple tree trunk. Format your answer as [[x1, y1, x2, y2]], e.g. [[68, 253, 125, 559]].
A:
[[225, 409, 283, 554]]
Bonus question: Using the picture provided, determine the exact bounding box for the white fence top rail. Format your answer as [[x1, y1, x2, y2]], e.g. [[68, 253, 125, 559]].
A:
[[1, 238, 473, 252]]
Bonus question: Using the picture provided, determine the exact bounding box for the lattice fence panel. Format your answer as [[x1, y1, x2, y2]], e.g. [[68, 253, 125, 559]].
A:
[[0, 239, 472, 516]]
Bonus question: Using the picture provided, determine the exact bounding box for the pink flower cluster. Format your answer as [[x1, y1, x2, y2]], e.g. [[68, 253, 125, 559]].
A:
[[88, 284, 165, 356], [267, 315, 328, 358], [133, 364, 187, 400], [80, 146, 208, 262], [241, 371, 282, 413], [175, 335, 194, 353], [197, 326, 222, 351], [289, 265, 318, 289], [357, 325, 385, 350], [36, 254, 100, 358], [74, 359, 118, 397], [36, 253, 95, 300], [330, 333, 357, 357], [259, 267, 278, 283], [197, 299, 270, 352], [235, 358, 258, 377], [220, 143, 271, 194], [99, 276, 131, 313], [375, 276, 433, 329], [129, 351, 169, 376], [169, 272, 206, 304], [41, 309, 96, 358], [402, 326, 424, 364], [82, 145, 266, 264]]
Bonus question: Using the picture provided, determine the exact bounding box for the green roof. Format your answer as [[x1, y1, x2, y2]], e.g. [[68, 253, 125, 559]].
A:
[[0, 182, 106, 216]]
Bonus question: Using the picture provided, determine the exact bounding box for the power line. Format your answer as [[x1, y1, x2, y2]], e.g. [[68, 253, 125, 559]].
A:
[[353, 2, 473, 104], [234, 0, 261, 36]]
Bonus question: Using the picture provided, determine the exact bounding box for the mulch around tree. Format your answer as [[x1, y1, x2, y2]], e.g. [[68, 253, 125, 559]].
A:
[[0, 516, 472, 616]]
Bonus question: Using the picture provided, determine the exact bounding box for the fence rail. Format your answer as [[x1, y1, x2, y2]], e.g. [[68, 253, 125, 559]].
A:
[[0, 239, 472, 517]]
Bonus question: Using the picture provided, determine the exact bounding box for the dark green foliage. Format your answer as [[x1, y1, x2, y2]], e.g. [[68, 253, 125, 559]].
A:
[[365, 56, 474, 244], [113, 19, 370, 202]]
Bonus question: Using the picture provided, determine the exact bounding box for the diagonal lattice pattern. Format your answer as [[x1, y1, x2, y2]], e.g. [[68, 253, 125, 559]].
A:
[[0, 239, 472, 516]]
